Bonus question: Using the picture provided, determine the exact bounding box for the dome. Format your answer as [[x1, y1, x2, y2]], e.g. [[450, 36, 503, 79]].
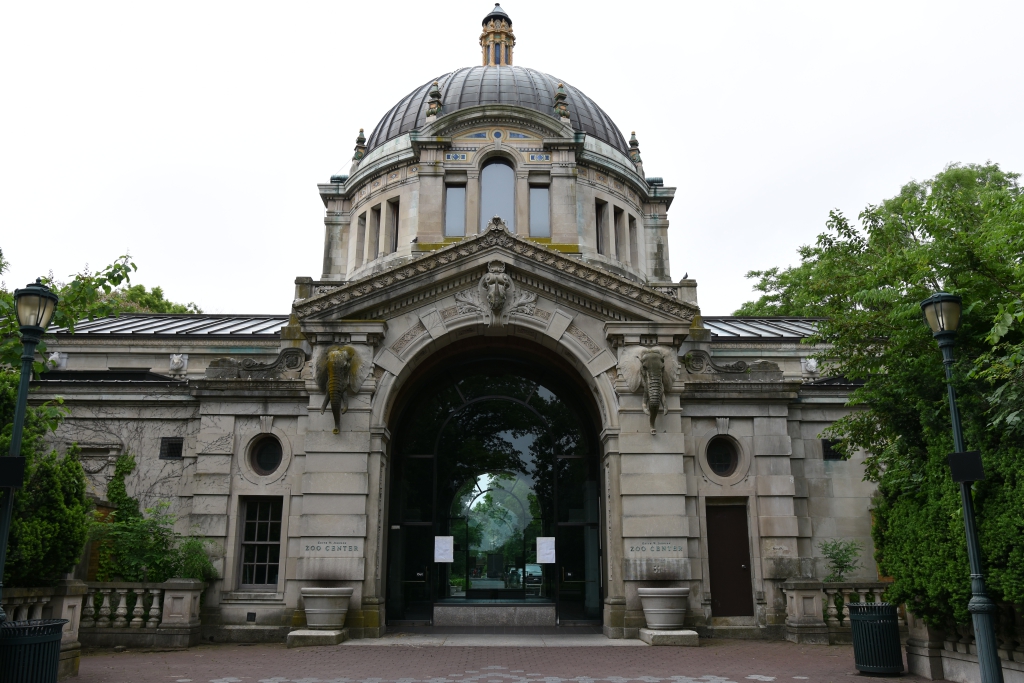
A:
[[364, 66, 630, 157]]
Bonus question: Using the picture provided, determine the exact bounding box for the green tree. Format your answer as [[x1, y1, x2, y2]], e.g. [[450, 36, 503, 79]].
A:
[[101, 284, 202, 315], [1, 250, 202, 585], [0, 370, 90, 587], [736, 163, 1024, 624], [1, 249, 200, 369]]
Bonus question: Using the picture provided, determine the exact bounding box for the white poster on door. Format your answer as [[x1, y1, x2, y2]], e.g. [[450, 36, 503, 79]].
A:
[[536, 536, 556, 564], [434, 535, 454, 563]]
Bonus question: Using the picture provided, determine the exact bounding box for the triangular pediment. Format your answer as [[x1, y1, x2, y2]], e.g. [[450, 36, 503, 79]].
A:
[[294, 220, 697, 324]]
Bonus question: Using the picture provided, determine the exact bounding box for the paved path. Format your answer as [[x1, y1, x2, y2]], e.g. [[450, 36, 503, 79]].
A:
[[339, 633, 646, 646], [77, 637, 920, 683]]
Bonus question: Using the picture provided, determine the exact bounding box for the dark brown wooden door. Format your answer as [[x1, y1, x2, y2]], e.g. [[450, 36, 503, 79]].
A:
[[705, 505, 755, 617]]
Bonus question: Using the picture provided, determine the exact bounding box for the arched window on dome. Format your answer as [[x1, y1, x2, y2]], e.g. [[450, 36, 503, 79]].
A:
[[480, 158, 515, 232]]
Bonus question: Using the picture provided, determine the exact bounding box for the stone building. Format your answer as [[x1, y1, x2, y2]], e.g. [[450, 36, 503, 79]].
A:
[[37, 4, 878, 642]]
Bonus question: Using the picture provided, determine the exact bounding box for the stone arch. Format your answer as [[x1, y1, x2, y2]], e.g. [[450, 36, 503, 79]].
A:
[[370, 316, 619, 440], [374, 325, 614, 624]]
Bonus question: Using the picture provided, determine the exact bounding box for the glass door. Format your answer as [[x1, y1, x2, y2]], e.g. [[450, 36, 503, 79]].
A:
[[555, 456, 601, 622]]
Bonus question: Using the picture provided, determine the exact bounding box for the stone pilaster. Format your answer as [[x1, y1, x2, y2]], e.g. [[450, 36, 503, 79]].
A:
[[297, 321, 387, 634]]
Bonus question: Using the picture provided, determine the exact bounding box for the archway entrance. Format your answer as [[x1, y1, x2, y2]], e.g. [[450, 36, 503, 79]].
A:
[[385, 342, 603, 626]]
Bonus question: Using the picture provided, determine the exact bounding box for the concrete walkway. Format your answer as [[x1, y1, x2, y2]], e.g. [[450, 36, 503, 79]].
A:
[[341, 632, 647, 646], [77, 638, 919, 683]]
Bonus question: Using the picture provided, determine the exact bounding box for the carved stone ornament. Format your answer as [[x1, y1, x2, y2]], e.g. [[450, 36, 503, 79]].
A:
[[618, 346, 678, 433], [169, 353, 188, 373], [206, 347, 307, 380], [454, 231, 537, 327], [294, 213, 697, 322], [315, 345, 368, 434], [683, 351, 783, 379]]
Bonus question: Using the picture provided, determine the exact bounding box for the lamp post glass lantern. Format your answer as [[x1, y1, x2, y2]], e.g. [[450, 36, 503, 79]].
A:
[[920, 292, 1004, 683], [0, 279, 59, 624]]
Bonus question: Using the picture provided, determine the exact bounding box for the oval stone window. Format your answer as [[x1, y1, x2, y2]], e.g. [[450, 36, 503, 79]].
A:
[[706, 437, 739, 477], [251, 437, 283, 476]]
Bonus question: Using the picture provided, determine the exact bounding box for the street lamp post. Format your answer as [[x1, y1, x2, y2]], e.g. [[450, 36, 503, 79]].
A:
[[0, 279, 59, 623], [921, 292, 1004, 683]]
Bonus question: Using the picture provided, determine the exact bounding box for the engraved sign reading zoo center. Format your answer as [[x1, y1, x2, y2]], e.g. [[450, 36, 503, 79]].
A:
[[624, 538, 687, 558], [301, 538, 362, 558]]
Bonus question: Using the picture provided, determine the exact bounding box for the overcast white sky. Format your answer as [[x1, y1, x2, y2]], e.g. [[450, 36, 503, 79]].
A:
[[2, 1, 1022, 316]]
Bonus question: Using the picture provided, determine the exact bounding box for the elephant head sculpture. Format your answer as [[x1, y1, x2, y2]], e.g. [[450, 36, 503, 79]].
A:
[[619, 346, 678, 433], [315, 345, 361, 434]]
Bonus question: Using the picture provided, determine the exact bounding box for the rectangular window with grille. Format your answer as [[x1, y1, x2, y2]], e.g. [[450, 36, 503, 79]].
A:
[[159, 437, 184, 460], [240, 498, 283, 588], [822, 439, 844, 461]]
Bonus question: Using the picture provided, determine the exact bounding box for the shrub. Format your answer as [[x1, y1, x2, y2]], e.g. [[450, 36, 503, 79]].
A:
[[0, 370, 91, 587], [819, 539, 863, 582], [95, 453, 219, 583]]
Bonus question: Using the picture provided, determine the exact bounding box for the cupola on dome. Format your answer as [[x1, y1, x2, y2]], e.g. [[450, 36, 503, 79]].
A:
[[363, 4, 629, 157]]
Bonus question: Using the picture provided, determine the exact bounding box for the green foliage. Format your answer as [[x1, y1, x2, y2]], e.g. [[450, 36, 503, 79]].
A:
[[0, 369, 90, 587], [95, 455, 218, 583], [105, 453, 140, 521], [818, 539, 863, 582], [101, 285, 202, 315], [736, 163, 1024, 624], [1, 248, 200, 370]]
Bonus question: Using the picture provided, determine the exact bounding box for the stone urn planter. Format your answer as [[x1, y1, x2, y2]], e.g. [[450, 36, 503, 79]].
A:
[[300, 587, 353, 630], [637, 587, 690, 630]]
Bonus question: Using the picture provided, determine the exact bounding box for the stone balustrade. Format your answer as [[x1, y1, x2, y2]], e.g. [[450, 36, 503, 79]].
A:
[[3, 580, 88, 679], [781, 579, 904, 645], [78, 578, 205, 649], [822, 581, 903, 643]]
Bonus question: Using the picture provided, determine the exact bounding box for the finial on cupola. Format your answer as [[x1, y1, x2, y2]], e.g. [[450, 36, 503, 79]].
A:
[[629, 131, 642, 163], [426, 81, 443, 121], [629, 131, 644, 174], [554, 83, 570, 122], [480, 3, 515, 66], [353, 128, 367, 161]]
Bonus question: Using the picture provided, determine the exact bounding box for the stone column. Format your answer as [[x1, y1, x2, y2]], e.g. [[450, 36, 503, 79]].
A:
[[515, 170, 529, 235], [544, 139, 580, 247], [358, 425, 390, 638], [192, 411, 235, 576], [753, 412, 801, 626], [602, 432, 625, 638], [298, 321, 387, 637], [466, 170, 481, 235], [604, 322, 692, 639], [643, 208, 671, 282], [321, 197, 351, 280]]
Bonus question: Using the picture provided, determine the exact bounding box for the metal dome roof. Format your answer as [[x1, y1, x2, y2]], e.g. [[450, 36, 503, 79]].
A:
[[364, 66, 630, 156]]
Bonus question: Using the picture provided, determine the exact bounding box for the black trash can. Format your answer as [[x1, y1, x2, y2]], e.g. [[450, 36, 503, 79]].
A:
[[848, 603, 904, 675], [0, 619, 69, 683]]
